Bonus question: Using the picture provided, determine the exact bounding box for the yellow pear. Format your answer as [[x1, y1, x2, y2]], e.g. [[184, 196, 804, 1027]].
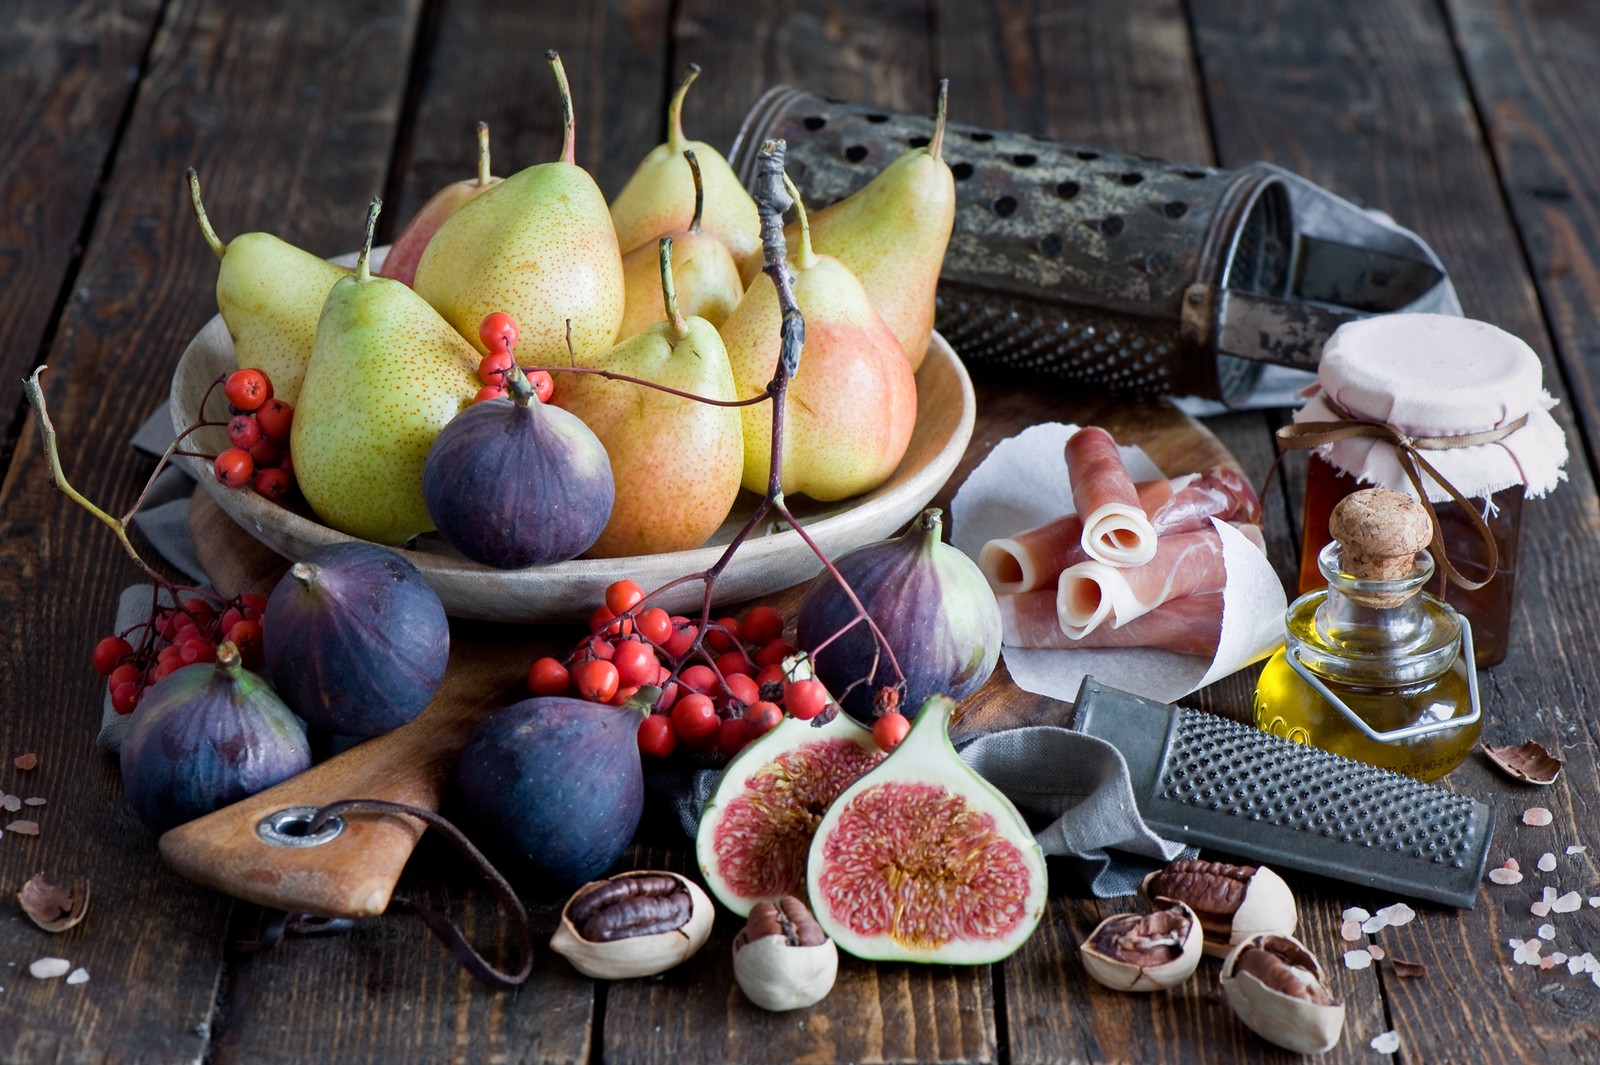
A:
[[723, 179, 917, 502], [739, 82, 956, 371], [609, 64, 761, 264], [379, 121, 503, 287], [616, 150, 743, 339], [553, 237, 743, 557], [292, 200, 481, 545], [413, 52, 623, 362], [186, 168, 350, 404]]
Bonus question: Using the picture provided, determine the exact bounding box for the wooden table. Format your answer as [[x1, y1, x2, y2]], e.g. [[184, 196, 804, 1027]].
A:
[[4, 2, 1599, 1062]]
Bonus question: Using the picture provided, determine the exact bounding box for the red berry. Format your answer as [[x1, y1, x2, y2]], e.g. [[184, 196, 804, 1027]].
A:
[[179, 638, 217, 665], [109, 662, 143, 690], [742, 605, 784, 646], [572, 659, 619, 703], [715, 650, 754, 679], [612, 639, 659, 689], [150, 659, 182, 682], [783, 678, 830, 721], [722, 672, 760, 708], [473, 384, 507, 405], [93, 635, 133, 676], [528, 369, 555, 403], [664, 618, 698, 659], [226, 619, 263, 661], [111, 680, 141, 715], [527, 656, 570, 696], [605, 579, 645, 616], [671, 693, 719, 746], [213, 448, 255, 488], [755, 663, 786, 689], [636, 607, 672, 646], [479, 311, 520, 353], [611, 685, 640, 706], [255, 398, 294, 441], [253, 466, 292, 500], [706, 617, 742, 654], [577, 636, 615, 662], [754, 639, 797, 667], [226, 413, 262, 450], [655, 677, 679, 712], [224, 368, 272, 411], [718, 716, 752, 758], [247, 437, 283, 467], [679, 664, 718, 694], [873, 711, 911, 751], [745, 700, 783, 737], [637, 714, 676, 759], [477, 348, 515, 386]]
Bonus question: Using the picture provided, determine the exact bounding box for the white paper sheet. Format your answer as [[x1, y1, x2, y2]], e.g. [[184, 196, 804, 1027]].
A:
[[951, 422, 1287, 704]]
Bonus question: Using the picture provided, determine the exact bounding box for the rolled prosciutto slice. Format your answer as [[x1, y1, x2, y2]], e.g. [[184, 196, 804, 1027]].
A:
[[1067, 426, 1158, 567], [998, 591, 1224, 657], [981, 467, 1260, 594], [1058, 522, 1265, 638]]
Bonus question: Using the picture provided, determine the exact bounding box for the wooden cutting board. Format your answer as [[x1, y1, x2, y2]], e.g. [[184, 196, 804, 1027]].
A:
[[161, 388, 1240, 918]]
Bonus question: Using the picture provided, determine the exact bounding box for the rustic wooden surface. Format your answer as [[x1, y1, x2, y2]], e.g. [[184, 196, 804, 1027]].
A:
[[4, 2, 1600, 1063]]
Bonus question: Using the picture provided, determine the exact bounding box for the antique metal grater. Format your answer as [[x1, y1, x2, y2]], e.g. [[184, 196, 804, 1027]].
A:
[[731, 87, 1460, 406], [1071, 677, 1493, 907]]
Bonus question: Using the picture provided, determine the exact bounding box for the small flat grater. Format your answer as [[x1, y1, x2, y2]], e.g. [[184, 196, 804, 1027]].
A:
[[1071, 677, 1493, 907]]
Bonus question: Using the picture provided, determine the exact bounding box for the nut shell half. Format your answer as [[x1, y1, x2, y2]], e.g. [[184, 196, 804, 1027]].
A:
[[550, 871, 713, 979], [1143, 860, 1297, 957], [1220, 933, 1345, 1055], [1080, 899, 1202, 992], [733, 934, 839, 1011]]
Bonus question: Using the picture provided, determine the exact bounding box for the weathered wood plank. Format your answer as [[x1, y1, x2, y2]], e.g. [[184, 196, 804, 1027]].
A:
[[1194, 0, 1600, 1062], [0, 1, 426, 1060]]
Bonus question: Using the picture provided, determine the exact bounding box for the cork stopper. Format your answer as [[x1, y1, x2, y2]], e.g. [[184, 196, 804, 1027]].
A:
[[1328, 489, 1432, 605]]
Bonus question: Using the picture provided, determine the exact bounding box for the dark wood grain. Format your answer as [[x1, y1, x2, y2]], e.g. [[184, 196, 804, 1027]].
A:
[[0, 1, 425, 1060]]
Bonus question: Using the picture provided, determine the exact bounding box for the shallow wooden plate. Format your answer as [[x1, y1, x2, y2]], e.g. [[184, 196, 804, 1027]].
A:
[[168, 317, 975, 621]]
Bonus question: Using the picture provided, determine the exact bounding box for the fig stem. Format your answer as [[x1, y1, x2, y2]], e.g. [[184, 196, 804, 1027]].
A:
[[475, 120, 492, 186]]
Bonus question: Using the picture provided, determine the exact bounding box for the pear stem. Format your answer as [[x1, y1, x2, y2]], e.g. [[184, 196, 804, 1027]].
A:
[[355, 198, 382, 282], [547, 50, 577, 166], [475, 121, 492, 185], [930, 79, 948, 160], [666, 63, 700, 150], [684, 149, 705, 235], [783, 174, 816, 271], [658, 237, 689, 340], [186, 168, 226, 260]]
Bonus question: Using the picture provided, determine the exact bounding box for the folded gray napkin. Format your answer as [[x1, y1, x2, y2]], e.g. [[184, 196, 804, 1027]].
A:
[[119, 409, 1195, 898]]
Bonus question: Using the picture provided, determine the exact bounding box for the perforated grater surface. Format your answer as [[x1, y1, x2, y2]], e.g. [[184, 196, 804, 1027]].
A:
[[1071, 677, 1493, 907], [731, 87, 1460, 406]]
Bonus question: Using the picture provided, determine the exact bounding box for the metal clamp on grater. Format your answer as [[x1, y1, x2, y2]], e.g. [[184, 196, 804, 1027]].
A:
[[732, 87, 1461, 406], [1070, 676, 1494, 908]]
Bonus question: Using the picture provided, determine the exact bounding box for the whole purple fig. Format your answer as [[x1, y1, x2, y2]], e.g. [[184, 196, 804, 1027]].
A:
[[263, 541, 449, 736], [796, 508, 1001, 721], [120, 642, 312, 833], [454, 695, 647, 887], [423, 369, 614, 568]]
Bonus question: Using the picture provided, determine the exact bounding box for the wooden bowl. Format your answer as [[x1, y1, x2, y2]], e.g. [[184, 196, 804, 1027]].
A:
[[168, 318, 975, 621]]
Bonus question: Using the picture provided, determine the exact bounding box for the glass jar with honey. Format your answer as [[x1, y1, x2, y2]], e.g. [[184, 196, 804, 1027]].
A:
[[1283, 314, 1568, 666]]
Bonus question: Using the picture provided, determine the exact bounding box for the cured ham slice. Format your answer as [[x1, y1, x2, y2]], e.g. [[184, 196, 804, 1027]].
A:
[[1067, 426, 1157, 567], [1059, 523, 1265, 638], [998, 591, 1224, 657], [981, 468, 1260, 594]]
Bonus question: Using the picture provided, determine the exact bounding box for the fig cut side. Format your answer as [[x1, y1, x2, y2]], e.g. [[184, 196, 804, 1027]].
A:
[[805, 694, 1047, 964]]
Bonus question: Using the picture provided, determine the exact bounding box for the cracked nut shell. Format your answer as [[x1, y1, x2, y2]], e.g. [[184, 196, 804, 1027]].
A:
[[550, 870, 713, 979], [1142, 859, 1296, 957], [1079, 898, 1202, 992], [732, 896, 838, 1011], [1220, 933, 1345, 1055]]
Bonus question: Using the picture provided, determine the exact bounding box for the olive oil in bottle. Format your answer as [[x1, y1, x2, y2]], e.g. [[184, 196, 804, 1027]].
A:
[[1254, 489, 1480, 781]]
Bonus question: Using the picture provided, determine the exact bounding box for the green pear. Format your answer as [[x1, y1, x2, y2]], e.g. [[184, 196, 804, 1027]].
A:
[[616, 150, 743, 339], [609, 64, 762, 265], [379, 121, 503, 287], [292, 200, 481, 545], [723, 179, 917, 502], [739, 82, 956, 372], [187, 168, 351, 405], [413, 52, 623, 362], [553, 237, 743, 557]]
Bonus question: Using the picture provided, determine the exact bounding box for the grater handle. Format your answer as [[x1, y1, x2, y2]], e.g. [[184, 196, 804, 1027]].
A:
[[1070, 677, 1493, 908]]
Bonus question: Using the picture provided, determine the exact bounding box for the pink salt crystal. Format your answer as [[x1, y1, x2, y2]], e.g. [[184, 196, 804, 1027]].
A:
[[1538, 853, 1558, 872], [1506, 858, 1521, 872], [1553, 891, 1583, 913], [1344, 949, 1374, 970], [1341, 919, 1363, 940], [1367, 945, 1386, 961], [1524, 806, 1554, 827], [1489, 868, 1524, 885], [1540, 956, 1558, 970], [1531, 901, 1553, 917]]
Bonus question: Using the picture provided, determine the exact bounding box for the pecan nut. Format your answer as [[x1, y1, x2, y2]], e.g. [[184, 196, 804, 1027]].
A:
[[550, 871, 713, 980], [732, 895, 838, 1011], [1079, 899, 1202, 992], [1221, 933, 1345, 1055], [1142, 859, 1296, 956]]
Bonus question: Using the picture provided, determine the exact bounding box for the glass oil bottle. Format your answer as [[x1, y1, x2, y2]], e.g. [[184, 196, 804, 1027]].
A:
[[1254, 488, 1481, 781]]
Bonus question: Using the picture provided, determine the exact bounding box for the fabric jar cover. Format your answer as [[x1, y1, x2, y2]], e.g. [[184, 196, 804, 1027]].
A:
[[1293, 313, 1568, 502]]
